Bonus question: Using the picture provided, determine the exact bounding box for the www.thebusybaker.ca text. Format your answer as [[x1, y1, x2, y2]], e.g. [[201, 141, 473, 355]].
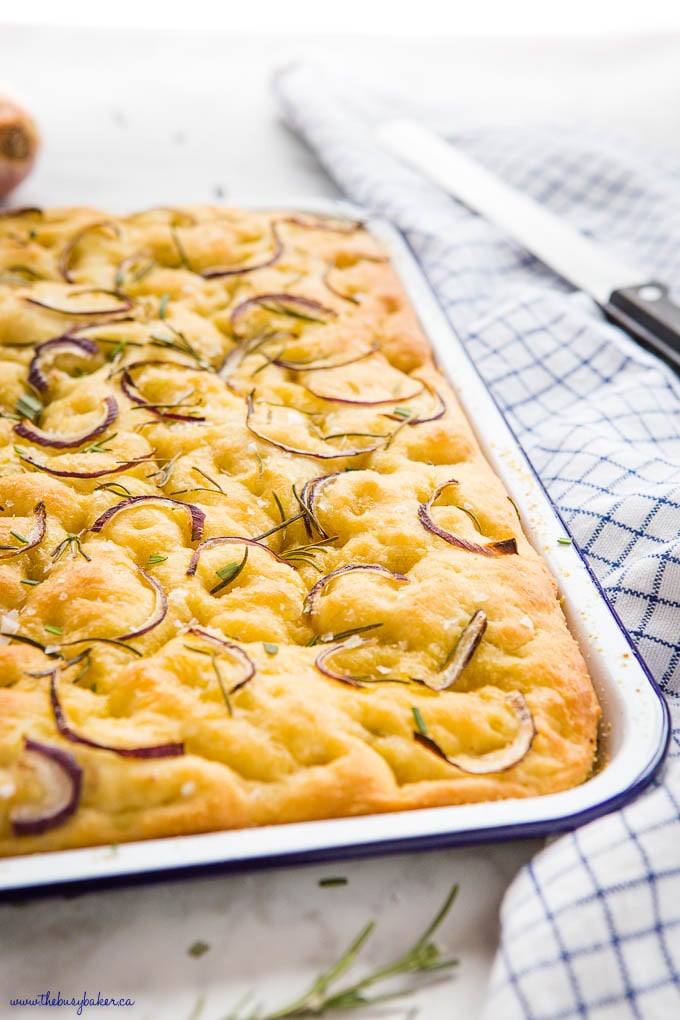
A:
[[9, 991, 135, 1015]]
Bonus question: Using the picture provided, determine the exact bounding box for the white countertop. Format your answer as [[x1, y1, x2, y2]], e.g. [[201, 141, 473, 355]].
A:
[[1, 23, 678, 1020]]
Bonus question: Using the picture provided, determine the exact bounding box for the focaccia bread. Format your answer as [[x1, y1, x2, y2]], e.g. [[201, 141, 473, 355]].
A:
[[0, 205, 600, 856]]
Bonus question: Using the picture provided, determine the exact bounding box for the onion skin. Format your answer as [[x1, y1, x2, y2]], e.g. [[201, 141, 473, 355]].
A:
[[14, 395, 119, 450], [0, 97, 40, 200], [10, 738, 83, 837], [16, 450, 155, 479], [0, 500, 46, 559], [424, 610, 488, 692], [116, 566, 168, 641], [304, 377, 423, 407], [298, 472, 343, 538], [413, 691, 536, 774], [201, 223, 283, 279], [231, 293, 336, 339], [382, 382, 447, 426], [418, 481, 518, 557], [120, 364, 206, 422], [246, 393, 382, 461], [89, 495, 205, 542], [303, 563, 409, 619], [273, 341, 380, 373], [281, 214, 363, 234], [28, 335, 99, 392], [25, 290, 132, 318], [186, 535, 294, 578], [186, 626, 256, 694], [50, 667, 184, 758], [59, 221, 121, 284], [314, 637, 369, 688]]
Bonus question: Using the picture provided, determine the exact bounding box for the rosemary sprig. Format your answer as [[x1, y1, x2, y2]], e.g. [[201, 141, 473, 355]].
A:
[[190, 465, 224, 493], [149, 322, 212, 371], [171, 228, 193, 271], [272, 491, 289, 544], [84, 432, 118, 454], [211, 548, 249, 595], [51, 532, 91, 563], [225, 883, 459, 1019], [183, 644, 234, 716], [147, 453, 181, 488], [94, 481, 131, 498], [251, 511, 307, 543], [454, 505, 482, 533], [15, 393, 44, 423], [279, 536, 336, 571]]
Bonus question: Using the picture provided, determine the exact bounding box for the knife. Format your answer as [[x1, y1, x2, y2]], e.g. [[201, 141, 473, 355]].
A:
[[377, 120, 680, 375]]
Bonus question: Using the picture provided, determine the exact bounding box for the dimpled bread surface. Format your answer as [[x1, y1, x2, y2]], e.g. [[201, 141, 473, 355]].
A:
[[0, 206, 600, 856]]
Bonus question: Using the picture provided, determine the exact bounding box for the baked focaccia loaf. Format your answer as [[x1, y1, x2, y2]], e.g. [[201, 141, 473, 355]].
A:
[[0, 206, 600, 856]]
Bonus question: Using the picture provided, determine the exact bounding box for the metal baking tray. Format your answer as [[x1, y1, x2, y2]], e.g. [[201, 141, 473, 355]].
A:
[[0, 200, 670, 897]]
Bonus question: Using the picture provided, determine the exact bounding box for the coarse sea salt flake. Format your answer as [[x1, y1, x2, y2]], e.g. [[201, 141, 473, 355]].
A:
[[181, 781, 196, 797], [0, 609, 19, 642], [344, 634, 364, 649]]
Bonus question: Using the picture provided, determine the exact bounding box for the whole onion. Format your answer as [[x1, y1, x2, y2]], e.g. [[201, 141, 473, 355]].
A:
[[0, 96, 39, 200]]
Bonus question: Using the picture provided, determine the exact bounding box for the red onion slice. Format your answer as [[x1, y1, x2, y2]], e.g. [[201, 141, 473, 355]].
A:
[[28, 335, 100, 392], [25, 289, 133, 318], [14, 395, 119, 450], [381, 382, 447, 426], [246, 393, 382, 461], [10, 738, 83, 836], [281, 214, 363, 234], [120, 366, 206, 423], [313, 635, 407, 688], [49, 667, 184, 758], [90, 495, 205, 542], [322, 264, 360, 305], [424, 611, 488, 692], [418, 481, 518, 557], [16, 451, 155, 479], [59, 220, 121, 283], [116, 566, 168, 640], [0, 500, 46, 559], [413, 691, 536, 774], [231, 293, 336, 339], [303, 564, 409, 618], [273, 341, 380, 373], [298, 472, 343, 538], [201, 223, 283, 278], [186, 626, 256, 694], [304, 377, 424, 407], [314, 637, 370, 688], [186, 535, 293, 577]]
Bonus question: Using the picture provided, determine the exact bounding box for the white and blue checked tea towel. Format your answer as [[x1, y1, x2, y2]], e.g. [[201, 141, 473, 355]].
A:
[[274, 63, 680, 1020]]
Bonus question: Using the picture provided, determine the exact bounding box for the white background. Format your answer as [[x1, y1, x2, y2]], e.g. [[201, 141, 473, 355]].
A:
[[5, 0, 680, 35]]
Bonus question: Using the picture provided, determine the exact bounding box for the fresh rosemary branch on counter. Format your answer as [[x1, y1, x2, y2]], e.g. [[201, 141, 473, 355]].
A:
[[221, 883, 459, 1019]]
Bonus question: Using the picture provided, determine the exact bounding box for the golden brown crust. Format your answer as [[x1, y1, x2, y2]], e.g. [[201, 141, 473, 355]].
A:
[[0, 206, 600, 856]]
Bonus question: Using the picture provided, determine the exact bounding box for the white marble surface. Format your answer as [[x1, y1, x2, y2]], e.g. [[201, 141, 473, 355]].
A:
[[1, 23, 678, 1020]]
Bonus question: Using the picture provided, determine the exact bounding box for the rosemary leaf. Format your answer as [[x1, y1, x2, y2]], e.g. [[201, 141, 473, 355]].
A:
[[211, 548, 249, 596], [226, 884, 459, 1019], [15, 393, 44, 423]]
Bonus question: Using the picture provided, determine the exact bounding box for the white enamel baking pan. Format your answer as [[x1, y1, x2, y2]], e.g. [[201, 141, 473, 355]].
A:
[[0, 200, 669, 896]]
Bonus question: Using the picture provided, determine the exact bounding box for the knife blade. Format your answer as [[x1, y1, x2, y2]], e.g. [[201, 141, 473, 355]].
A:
[[377, 119, 680, 374]]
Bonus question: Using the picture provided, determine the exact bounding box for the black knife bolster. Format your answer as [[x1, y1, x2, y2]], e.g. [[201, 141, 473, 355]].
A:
[[603, 283, 680, 372]]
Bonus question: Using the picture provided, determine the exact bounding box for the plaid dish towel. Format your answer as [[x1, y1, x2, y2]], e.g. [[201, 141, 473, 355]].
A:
[[273, 63, 680, 1019]]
